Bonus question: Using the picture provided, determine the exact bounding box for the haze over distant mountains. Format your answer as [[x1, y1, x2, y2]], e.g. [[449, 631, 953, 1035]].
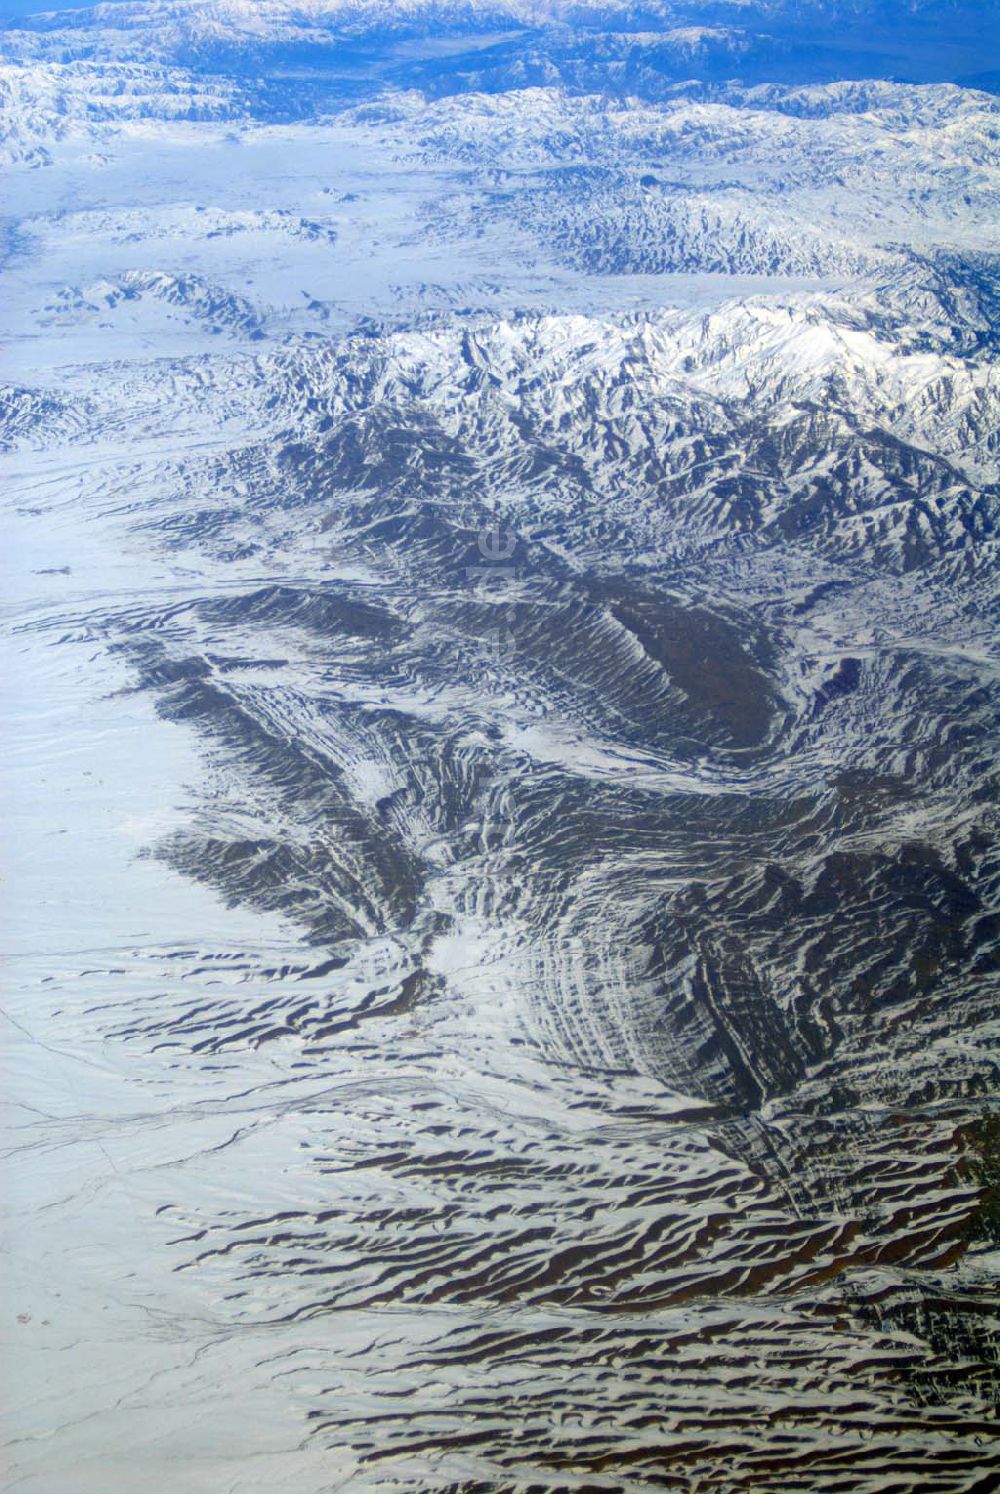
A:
[[2, 0, 999, 87]]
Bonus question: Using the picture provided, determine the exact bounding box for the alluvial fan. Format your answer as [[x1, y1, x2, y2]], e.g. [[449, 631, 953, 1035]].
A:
[[2, 3, 999, 1492]]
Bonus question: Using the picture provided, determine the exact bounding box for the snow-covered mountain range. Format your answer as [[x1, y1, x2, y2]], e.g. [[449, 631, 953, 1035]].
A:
[[3, 0, 998, 85], [2, 3, 998, 1492]]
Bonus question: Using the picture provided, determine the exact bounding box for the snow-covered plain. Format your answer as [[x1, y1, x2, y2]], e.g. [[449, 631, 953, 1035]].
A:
[[2, 3, 999, 1491]]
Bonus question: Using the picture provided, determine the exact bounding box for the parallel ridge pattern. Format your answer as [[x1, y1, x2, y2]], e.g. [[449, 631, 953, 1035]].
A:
[[2, 29, 999, 1490], [19, 286, 996, 1485]]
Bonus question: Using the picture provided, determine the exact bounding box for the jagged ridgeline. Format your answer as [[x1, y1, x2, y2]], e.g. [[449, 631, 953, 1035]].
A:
[[1, 2, 998, 1491]]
